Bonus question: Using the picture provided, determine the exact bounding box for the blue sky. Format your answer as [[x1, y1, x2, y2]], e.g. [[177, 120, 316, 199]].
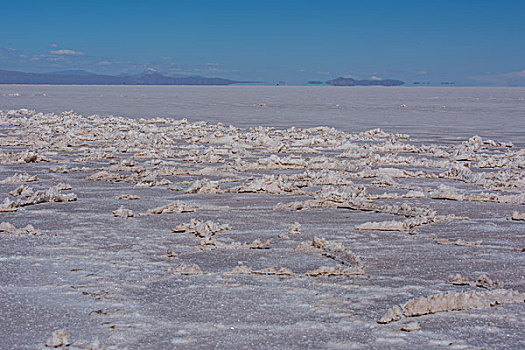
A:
[[1, 0, 524, 85]]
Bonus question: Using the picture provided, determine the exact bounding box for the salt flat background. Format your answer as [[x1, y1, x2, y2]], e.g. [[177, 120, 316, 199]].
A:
[[1, 86, 524, 143]]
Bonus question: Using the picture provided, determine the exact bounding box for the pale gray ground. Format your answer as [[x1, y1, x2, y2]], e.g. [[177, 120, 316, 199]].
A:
[[0, 87, 524, 349]]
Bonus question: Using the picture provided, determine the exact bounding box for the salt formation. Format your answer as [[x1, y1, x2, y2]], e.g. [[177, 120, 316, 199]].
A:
[[0, 183, 77, 211], [2, 109, 521, 212], [448, 274, 500, 289], [511, 211, 525, 221], [0, 172, 39, 184], [116, 194, 141, 200], [45, 329, 70, 348], [172, 262, 203, 275], [0, 108, 521, 235], [296, 237, 365, 276], [87, 171, 121, 182], [112, 206, 134, 218], [147, 200, 195, 214], [224, 262, 294, 276], [185, 179, 222, 194], [377, 289, 524, 324], [305, 266, 365, 277], [9, 185, 34, 197], [0, 222, 41, 236], [448, 274, 471, 286], [434, 238, 482, 246], [475, 274, 501, 289], [355, 220, 410, 232], [199, 238, 271, 251], [401, 321, 421, 332], [0, 149, 50, 164], [288, 222, 301, 234], [173, 219, 230, 238], [230, 173, 312, 194]]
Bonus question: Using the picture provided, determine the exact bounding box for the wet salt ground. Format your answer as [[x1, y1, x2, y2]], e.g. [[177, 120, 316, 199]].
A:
[[0, 91, 524, 349]]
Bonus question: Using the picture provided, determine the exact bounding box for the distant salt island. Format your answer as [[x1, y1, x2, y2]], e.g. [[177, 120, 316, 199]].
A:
[[312, 77, 405, 86]]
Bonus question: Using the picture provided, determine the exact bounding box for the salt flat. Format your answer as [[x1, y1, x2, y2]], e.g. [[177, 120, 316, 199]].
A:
[[1, 86, 524, 142], [0, 87, 524, 349]]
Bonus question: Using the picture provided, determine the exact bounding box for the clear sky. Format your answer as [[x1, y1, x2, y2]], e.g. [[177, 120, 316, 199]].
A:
[[1, 0, 524, 85]]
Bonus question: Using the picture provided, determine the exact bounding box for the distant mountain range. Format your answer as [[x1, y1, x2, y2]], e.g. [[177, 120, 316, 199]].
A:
[[0, 69, 250, 85], [0, 69, 406, 86]]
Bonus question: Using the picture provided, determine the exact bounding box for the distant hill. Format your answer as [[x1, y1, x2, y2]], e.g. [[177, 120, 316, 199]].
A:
[[325, 77, 404, 86], [49, 70, 96, 76], [0, 69, 246, 85]]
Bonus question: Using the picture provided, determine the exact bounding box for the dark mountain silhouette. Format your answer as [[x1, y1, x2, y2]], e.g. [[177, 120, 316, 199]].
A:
[[0, 69, 247, 85], [325, 77, 404, 86], [49, 70, 96, 76]]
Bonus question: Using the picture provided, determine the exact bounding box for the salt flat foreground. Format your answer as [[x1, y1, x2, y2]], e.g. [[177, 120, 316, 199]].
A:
[[0, 107, 524, 349]]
